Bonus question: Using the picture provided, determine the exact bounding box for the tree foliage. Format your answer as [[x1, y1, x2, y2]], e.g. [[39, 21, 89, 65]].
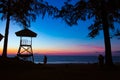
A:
[[0, 0, 58, 28], [56, 0, 120, 38], [56, 0, 120, 65], [87, 0, 120, 38], [56, 0, 87, 26]]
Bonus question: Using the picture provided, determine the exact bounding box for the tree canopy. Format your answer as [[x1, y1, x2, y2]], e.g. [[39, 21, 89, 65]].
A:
[[0, 0, 58, 28], [55, 0, 120, 65]]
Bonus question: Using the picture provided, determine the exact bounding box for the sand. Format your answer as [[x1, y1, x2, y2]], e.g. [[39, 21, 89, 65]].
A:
[[0, 63, 120, 80]]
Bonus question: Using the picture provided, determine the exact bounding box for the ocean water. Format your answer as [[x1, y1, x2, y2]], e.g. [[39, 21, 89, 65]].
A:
[[8, 54, 120, 64], [33, 55, 120, 64]]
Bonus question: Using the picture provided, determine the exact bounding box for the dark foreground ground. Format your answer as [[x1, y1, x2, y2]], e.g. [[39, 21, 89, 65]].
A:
[[0, 57, 120, 80]]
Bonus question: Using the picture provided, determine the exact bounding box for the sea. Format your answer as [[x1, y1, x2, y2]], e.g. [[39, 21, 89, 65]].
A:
[[33, 55, 120, 64], [8, 54, 120, 64]]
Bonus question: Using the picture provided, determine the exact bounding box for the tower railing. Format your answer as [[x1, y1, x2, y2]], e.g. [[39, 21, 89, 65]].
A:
[[21, 39, 32, 46]]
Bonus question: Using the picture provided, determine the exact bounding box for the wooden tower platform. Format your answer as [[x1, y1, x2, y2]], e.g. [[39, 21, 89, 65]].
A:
[[15, 28, 37, 62]]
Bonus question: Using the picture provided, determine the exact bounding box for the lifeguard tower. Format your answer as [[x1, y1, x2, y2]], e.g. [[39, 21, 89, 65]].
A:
[[15, 28, 37, 62]]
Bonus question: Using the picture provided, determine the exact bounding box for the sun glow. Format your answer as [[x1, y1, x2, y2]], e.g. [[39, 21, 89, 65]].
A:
[[0, 47, 101, 56]]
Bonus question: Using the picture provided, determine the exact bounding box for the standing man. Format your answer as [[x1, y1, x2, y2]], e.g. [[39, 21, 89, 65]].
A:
[[44, 55, 47, 64]]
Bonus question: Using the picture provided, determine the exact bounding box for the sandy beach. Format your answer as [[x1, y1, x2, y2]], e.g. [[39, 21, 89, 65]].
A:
[[0, 63, 120, 80]]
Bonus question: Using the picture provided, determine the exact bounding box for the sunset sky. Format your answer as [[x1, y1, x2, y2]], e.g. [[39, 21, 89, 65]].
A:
[[0, 0, 120, 56]]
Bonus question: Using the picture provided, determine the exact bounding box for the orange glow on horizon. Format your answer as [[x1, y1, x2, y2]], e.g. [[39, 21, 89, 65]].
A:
[[0, 48, 17, 55], [33, 48, 99, 55], [0, 46, 104, 56], [0, 49, 96, 56]]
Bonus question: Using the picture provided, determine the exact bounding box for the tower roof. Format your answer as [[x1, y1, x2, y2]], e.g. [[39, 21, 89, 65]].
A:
[[15, 28, 37, 37]]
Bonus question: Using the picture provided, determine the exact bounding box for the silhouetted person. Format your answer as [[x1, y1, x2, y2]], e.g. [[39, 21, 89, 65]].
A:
[[44, 55, 47, 64], [98, 54, 104, 67]]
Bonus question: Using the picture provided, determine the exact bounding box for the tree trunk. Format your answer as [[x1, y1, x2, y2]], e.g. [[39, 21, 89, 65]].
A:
[[102, 12, 113, 66], [2, 0, 11, 58], [2, 14, 10, 58]]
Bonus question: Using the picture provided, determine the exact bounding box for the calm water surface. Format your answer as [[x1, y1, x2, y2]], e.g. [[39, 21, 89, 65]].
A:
[[33, 55, 120, 64]]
